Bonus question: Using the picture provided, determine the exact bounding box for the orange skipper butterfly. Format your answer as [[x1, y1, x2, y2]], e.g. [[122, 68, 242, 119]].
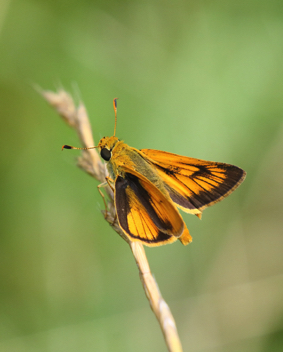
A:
[[63, 99, 246, 247]]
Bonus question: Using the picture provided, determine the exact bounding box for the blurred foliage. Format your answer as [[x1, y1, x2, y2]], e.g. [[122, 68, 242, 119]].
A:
[[0, 0, 283, 351]]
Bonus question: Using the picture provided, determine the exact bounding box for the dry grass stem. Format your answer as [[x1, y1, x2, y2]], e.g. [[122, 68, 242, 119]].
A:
[[42, 88, 183, 352]]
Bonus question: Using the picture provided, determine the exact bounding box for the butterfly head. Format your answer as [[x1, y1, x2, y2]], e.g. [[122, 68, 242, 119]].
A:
[[98, 136, 119, 161]]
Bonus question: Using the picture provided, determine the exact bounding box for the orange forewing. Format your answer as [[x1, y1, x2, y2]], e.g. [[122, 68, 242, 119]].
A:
[[141, 149, 246, 216]]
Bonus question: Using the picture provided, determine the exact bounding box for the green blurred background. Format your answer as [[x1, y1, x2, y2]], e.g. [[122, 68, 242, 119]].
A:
[[1, 0, 283, 351]]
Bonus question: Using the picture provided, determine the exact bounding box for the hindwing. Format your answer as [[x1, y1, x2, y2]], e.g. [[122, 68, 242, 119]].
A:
[[114, 171, 185, 246]]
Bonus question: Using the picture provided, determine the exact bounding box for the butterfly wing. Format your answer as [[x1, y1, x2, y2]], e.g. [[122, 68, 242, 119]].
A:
[[114, 170, 187, 246], [140, 149, 246, 215]]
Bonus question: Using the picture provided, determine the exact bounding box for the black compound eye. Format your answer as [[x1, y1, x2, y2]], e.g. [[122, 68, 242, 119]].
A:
[[100, 148, 111, 161]]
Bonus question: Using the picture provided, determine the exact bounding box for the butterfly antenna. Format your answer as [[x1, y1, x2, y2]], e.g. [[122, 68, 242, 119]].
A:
[[62, 145, 98, 151], [113, 98, 118, 137]]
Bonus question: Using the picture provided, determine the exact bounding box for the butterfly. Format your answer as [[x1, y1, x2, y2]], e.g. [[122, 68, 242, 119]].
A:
[[63, 99, 246, 247]]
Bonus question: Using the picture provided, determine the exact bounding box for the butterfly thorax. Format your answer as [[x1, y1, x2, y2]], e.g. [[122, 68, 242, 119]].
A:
[[98, 136, 165, 192]]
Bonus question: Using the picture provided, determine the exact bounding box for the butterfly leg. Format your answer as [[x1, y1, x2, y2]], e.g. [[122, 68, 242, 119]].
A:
[[97, 177, 115, 221], [97, 181, 109, 218], [105, 176, 115, 192], [105, 176, 118, 225]]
